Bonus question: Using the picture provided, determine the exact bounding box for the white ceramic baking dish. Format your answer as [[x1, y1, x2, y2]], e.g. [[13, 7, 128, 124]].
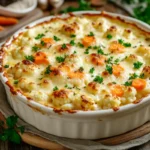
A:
[[0, 11, 150, 140]]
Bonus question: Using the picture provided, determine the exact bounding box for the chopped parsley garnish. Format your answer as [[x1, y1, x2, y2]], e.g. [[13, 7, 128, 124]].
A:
[[73, 51, 77, 54], [25, 55, 34, 62], [79, 67, 84, 72], [93, 76, 103, 84], [88, 31, 94, 36], [0, 115, 24, 144], [14, 80, 18, 84], [106, 56, 113, 64], [106, 34, 113, 40], [114, 58, 120, 64], [56, 56, 66, 63], [41, 41, 45, 46], [118, 39, 124, 44], [89, 67, 95, 74], [118, 39, 132, 47], [133, 61, 143, 69], [62, 44, 67, 49], [53, 86, 58, 91], [70, 40, 75, 46], [84, 49, 89, 54], [77, 42, 84, 48], [106, 65, 113, 74], [35, 33, 45, 40], [53, 36, 60, 41], [97, 48, 104, 55], [123, 42, 132, 47], [139, 73, 145, 79], [124, 81, 132, 86], [32, 46, 40, 52], [70, 34, 76, 38], [93, 46, 98, 49], [4, 65, 9, 68], [45, 65, 51, 74], [65, 84, 72, 89], [129, 73, 139, 80]]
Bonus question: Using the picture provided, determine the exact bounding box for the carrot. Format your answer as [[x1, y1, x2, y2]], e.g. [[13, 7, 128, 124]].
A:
[[34, 52, 49, 65], [90, 53, 106, 66], [82, 36, 96, 47], [109, 41, 124, 53], [112, 65, 124, 76], [0, 16, 18, 25], [68, 71, 84, 79], [0, 26, 4, 31], [59, 64, 71, 73], [132, 78, 146, 91], [41, 38, 54, 44], [111, 85, 124, 97]]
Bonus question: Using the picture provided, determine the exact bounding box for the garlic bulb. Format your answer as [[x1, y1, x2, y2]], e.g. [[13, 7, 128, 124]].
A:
[[49, 0, 64, 8]]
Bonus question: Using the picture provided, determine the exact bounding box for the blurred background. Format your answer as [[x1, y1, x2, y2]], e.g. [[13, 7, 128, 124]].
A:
[[0, 0, 149, 43]]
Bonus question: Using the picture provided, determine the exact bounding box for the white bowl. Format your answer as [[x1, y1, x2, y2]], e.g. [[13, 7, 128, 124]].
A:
[[0, 11, 150, 139], [0, 0, 37, 17]]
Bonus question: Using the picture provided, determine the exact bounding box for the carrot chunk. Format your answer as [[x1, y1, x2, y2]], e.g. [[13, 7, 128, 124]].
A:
[[34, 52, 49, 65], [111, 85, 124, 97], [109, 41, 124, 53], [68, 71, 84, 79], [82, 36, 96, 47], [112, 65, 124, 76], [0, 16, 18, 25], [41, 38, 54, 44], [132, 78, 146, 91]]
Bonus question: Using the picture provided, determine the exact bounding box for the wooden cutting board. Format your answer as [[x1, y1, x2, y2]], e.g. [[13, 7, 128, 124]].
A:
[[0, 112, 150, 150]]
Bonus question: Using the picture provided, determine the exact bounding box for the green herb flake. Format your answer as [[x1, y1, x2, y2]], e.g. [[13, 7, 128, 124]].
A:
[[79, 67, 84, 72], [124, 81, 132, 86], [84, 49, 89, 54], [93, 76, 103, 84], [56, 56, 66, 63], [32, 46, 40, 52], [77, 42, 84, 48], [62, 44, 67, 49], [129, 73, 139, 80], [70, 40, 75, 46], [53, 36, 60, 41], [123, 42, 132, 47], [35, 33, 45, 40], [106, 34, 113, 40], [41, 41, 45, 46], [53, 86, 58, 91], [88, 31, 94, 36], [89, 67, 95, 74], [4, 65, 9, 68], [73, 51, 77, 54], [133, 61, 143, 69], [45, 65, 51, 74], [106, 65, 113, 74], [70, 34, 76, 38], [139, 73, 145, 79], [25, 55, 34, 62], [14, 80, 18, 84], [114, 58, 120, 64], [118, 39, 124, 44], [106, 56, 113, 64], [97, 49, 104, 55]]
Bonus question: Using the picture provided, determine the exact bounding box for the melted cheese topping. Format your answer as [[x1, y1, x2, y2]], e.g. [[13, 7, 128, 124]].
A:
[[2, 14, 150, 111]]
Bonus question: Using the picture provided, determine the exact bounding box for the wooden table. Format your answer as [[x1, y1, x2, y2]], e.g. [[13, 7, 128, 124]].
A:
[[1, 0, 150, 149]]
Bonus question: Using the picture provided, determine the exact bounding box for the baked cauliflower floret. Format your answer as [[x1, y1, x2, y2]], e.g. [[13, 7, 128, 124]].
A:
[[50, 89, 73, 107], [86, 81, 100, 94], [142, 66, 150, 78], [123, 29, 133, 39], [104, 26, 117, 38]]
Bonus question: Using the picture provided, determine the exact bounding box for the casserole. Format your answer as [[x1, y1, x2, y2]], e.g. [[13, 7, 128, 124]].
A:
[[0, 11, 150, 139]]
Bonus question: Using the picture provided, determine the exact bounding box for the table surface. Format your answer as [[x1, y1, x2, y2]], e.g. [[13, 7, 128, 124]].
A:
[[1, 0, 150, 149]]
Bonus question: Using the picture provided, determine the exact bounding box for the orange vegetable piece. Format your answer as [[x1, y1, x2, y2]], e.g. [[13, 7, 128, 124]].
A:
[[112, 65, 124, 76], [68, 71, 84, 79], [82, 36, 96, 47], [34, 52, 49, 65], [109, 41, 124, 53], [90, 53, 106, 66], [132, 78, 146, 91], [59, 64, 71, 73], [0, 16, 18, 25], [42, 38, 54, 44], [111, 85, 124, 97]]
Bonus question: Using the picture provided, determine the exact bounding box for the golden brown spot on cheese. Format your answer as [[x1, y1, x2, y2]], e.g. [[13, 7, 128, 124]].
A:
[[57, 44, 71, 53], [53, 89, 68, 99]]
